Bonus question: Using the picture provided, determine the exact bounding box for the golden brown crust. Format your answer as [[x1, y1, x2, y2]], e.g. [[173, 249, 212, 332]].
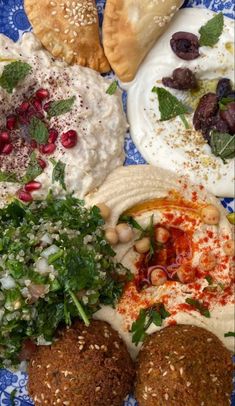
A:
[[24, 0, 110, 73], [103, 0, 183, 82], [135, 324, 233, 406]]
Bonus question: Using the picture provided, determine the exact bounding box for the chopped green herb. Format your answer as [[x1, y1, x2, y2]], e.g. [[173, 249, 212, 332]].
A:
[[10, 389, 17, 406], [219, 97, 234, 111], [119, 215, 144, 232], [23, 152, 43, 183], [227, 212, 235, 225], [47, 96, 76, 118], [224, 331, 235, 337], [0, 171, 19, 183], [0, 61, 32, 93], [29, 117, 49, 145], [205, 275, 213, 285], [51, 159, 66, 190], [186, 298, 210, 318], [131, 304, 170, 345], [199, 12, 224, 47], [106, 80, 118, 95], [152, 87, 189, 121], [210, 131, 235, 162], [0, 195, 130, 366], [179, 114, 190, 129]]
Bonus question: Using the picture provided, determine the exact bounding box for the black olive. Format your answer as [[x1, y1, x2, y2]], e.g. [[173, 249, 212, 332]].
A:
[[220, 102, 235, 134], [162, 68, 198, 90], [193, 93, 219, 136], [170, 32, 200, 60], [216, 78, 232, 99]]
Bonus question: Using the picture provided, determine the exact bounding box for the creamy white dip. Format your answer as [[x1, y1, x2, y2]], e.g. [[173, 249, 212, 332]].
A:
[[0, 33, 127, 206], [87, 165, 234, 356], [125, 9, 235, 197]]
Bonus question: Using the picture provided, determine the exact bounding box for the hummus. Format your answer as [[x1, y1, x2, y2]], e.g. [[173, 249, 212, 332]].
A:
[[86, 165, 234, 357], [0, 33, 127, 207], [125, 8, 235, 197]]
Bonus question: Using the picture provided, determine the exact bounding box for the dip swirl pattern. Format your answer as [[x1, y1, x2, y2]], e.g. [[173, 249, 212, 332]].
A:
[[0, 0, 234, 405]]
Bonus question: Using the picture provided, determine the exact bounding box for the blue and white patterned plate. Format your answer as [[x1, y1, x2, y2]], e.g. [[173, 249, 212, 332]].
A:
[[0, 1, 234, 405]]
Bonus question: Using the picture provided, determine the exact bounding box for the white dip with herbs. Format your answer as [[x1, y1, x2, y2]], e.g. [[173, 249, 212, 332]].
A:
[[126, 9, 234, 197], [0, 33, 127, 207]]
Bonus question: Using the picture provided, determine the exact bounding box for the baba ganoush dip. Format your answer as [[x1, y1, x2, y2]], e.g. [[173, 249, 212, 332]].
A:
[[86, 166, 235, 357], [0, 33, 127, 207]]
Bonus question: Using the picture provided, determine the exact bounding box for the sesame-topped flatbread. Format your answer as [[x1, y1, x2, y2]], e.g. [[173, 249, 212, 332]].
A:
[[24, 0, 110, 73], [103, 0, 183, 82]]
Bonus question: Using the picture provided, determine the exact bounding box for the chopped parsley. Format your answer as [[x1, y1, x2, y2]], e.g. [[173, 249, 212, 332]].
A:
[[224, 331, 235, 337], [106, 80, 118, 95], [131, 304, 170, 345], [186, 298, 210, 318], [0, 195, 131, 367]]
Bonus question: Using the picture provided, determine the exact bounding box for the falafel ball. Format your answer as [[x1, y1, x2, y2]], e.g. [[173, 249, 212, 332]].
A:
[[135, 324, 233, 406], [28, 320, 135, 406]]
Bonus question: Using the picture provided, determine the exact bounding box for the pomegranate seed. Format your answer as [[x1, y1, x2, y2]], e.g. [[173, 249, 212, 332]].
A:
[[61, 130, 78, 149], [18, 189, 33, 202], [41, 143, 56, 154], [38, 158, 47, 169], [30, 140, 37, 149], [0, 131, 10, 143], [6, 114, 17, 130], [32, 99, 42, 112], [36, 88, 49, 100], [44, 101, 52, 112], [18, 101, 30, 112], [2, 143, 13, 155], [48, 128, 58, 144], [25, 181, 42, 192]]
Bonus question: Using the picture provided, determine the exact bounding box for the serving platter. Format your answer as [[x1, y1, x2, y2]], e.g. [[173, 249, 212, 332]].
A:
[[0, 0, 234, 405]]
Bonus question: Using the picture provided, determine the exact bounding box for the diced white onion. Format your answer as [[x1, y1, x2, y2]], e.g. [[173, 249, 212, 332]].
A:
[[0, 275, 16, 290], [35, 257, 50, 274], [40, 233, 53, 246], [41, 244, 59, 259]]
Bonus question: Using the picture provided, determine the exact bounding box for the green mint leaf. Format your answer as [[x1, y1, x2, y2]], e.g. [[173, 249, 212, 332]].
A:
[[47, 96, 76, 118], [227, 212, 235, 225], [199, 12, 224, 47], [152, 87, 189, 121], [0, 171, 19, 183], [159, 303, 171, 319], [224, 331, 235, 337], [23, 152, 43, 183], [51, 159, 66, 190], [0, 61, 32, 93], [205, 275, 213, 285], [210, 131, 235, 161], [106, 80, 118, 95], [29, 117, 49, 145], [186, 298, 210, 318]]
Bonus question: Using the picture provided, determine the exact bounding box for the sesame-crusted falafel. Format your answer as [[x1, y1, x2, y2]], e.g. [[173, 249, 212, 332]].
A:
[[135, 324, 233, 406], [28, 320, 135, 406]]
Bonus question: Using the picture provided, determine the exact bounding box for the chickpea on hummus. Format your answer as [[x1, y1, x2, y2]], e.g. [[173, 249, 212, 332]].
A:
[[86, 165, 235, 356], [0, 32, 127, 207]]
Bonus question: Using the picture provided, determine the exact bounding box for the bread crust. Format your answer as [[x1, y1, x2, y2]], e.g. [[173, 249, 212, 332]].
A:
[[24, 0, 110, 73], [103, 0, 183, 82]]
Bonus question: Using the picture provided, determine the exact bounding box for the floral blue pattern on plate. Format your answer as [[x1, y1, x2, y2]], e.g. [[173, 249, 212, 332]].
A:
[[0, 0, 234, 405]]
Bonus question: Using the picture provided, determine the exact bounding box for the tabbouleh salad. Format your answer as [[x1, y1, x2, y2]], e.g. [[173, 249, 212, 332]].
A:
[[0, 194, 131, 367]]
